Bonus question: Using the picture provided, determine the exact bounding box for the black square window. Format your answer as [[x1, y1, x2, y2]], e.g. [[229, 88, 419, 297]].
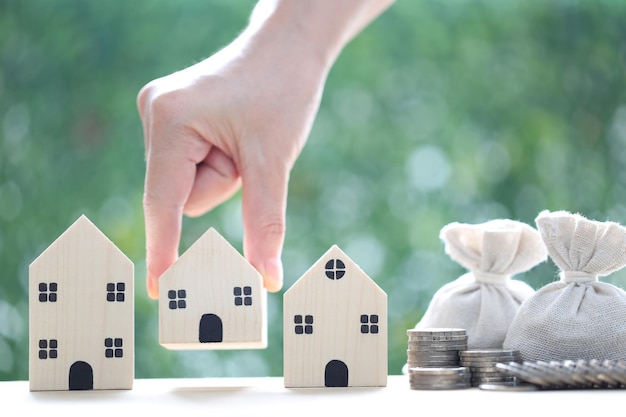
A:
[[360, 314, 381, 334], [233, 286, 252, 307], [294, 315, 313, 335], [168, 289, 187, 309], [38, 282, 57, 303], [105, 338, 123, 358], [106, 282, 126, 303], [38, 339, 58, 360]]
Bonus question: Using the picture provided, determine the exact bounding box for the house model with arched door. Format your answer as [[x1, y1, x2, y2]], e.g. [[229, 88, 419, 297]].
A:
[[283, 245, 388, 388], [158, 227, 267, 350], [29, 215, 134, 391]]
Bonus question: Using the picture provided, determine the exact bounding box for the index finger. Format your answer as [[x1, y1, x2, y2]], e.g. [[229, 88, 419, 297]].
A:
[[143, 135, 211, 299]]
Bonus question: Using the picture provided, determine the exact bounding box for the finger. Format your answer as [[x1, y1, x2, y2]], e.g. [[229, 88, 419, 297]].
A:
[[184, 146, 242, 217], [241, 157, 289, 293], [144, 135, 211, 299]]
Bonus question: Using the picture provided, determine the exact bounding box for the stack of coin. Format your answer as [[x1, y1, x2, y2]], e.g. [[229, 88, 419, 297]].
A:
[[409, 366, 472, 390], [495, 359, 626, 389], [406, 328, 468, 368], [459, 348, 522, 387]]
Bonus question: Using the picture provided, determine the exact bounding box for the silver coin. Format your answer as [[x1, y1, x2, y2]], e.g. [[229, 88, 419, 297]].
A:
[[470, 371, 509, 378], [528, 361, 568, 388], [409, 339, 468, 346], [409, 335, 469, 342], [471, 375, 516, 382], [459, 356, 522, 366], [560, 360, 592, 388], [408, 366, 468, 374], [411, 361, 462, 367], [408, 328, 466, 336], [410, 345, 468, 352], [410, 383, 471, 390], [572, 360, 605, 387], [605, 360, 626, 386], [460, 349, 521, 358], [495, 362, 548, 387], [545, 360, 580, 388], [479, 383, 539, 392], [468, 366, 503, 373]]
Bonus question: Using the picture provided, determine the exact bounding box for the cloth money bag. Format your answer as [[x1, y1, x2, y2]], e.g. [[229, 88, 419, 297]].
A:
[[414, 219, 547, 349], [504, 210, 626, 361]]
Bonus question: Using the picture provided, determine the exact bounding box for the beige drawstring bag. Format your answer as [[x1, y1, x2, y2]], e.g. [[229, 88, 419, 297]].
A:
[[414, 219, 548, 349], [504, 210, 626, 361]]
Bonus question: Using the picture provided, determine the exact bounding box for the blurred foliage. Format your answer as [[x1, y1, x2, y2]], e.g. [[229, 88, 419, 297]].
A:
[[2, 0, 626, 381]]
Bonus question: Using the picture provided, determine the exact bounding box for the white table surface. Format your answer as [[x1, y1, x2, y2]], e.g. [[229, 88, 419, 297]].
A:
[[2, 375, 623, 416]]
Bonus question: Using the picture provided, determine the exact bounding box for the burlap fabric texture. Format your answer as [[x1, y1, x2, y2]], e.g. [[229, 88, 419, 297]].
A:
[[504, 210, 626, 361], [414, 219, 547, 349]]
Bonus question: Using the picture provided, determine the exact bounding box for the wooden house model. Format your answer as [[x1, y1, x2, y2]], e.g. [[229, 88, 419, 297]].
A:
[[158, 227, 267, 349], [29, 215, 134, 391], [283, 245, 387, 388]]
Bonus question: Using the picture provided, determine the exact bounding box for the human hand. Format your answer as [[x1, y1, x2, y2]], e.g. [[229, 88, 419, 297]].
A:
[[137, 16, 328, 299], [137, 0, 394, 300]]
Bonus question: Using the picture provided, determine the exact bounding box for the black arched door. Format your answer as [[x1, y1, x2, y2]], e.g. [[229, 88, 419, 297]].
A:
[[324, 359, 349, 387], [199, 313, 223, 343], [69, 361, 93, 390]]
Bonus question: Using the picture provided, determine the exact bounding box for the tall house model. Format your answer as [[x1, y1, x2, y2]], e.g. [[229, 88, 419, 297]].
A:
[[29, 215, 134, 391], [283, 245, 388, 388], [159, 227, 267, 350]]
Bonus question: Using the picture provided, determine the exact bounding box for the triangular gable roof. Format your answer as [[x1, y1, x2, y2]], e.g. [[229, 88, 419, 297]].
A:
[[160, 227, 260, 283], [284, 244, 384, 296], [29, 214, 131, 269]]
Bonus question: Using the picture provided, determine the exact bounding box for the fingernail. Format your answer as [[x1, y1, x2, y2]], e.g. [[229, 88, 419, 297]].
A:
[[263, 257, 283, 292], [146, 274, 159, 300]]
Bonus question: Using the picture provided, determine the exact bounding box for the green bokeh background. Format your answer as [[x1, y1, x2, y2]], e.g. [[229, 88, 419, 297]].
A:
[[2, 0, 626, 381]]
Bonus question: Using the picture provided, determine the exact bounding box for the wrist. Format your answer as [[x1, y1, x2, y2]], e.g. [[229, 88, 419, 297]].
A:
[[244, 0, 394, 75]]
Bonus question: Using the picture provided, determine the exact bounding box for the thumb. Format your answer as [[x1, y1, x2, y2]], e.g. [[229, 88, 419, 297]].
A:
[[241, 161, 289, 293]]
